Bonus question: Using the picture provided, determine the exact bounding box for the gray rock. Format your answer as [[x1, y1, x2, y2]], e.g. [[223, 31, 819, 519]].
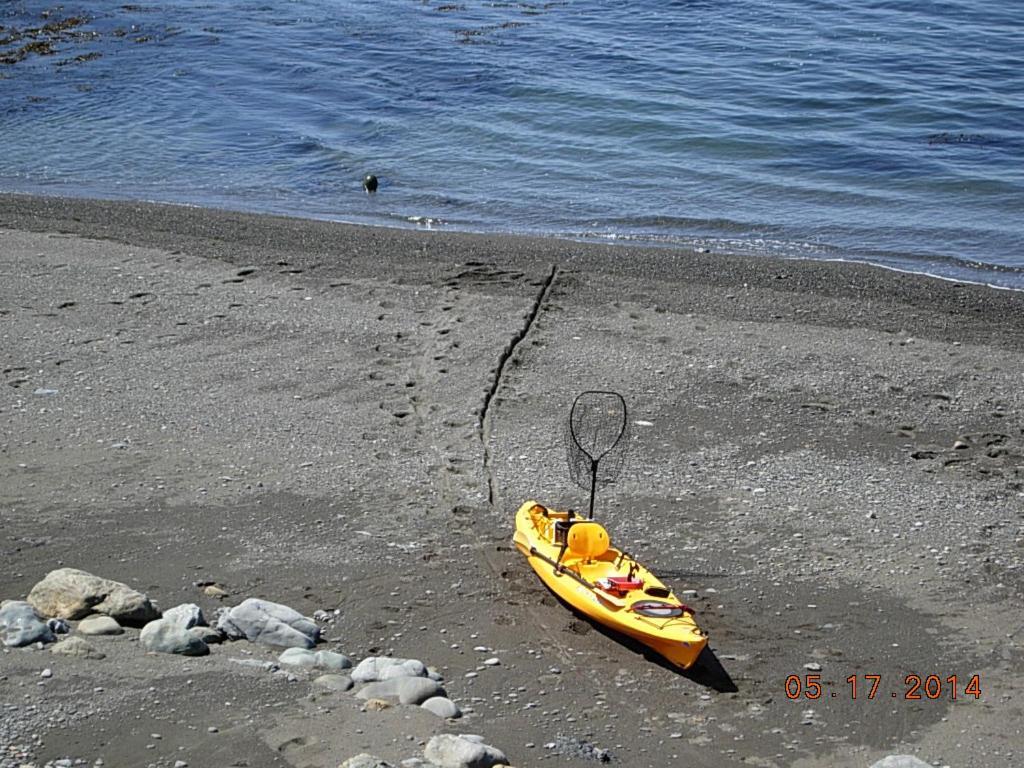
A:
[[50, 636, 106, 660], [27, 568, 159, 626], [352, 656, 426, 683], [47, 618, 71, 634], [188, 626, 224, 645], [216, 598, 319, 648], [869, 758, 933, 768], [340, 755, 393, 768], [0, 601, 56, 647], [421, 696, 461, 719], [162, 603, 205, 629], [313, 674, 354, 692], [315, 649, 352, 670], [423, 734, 507, 768], [279, 648, 317, 668], [78, 615, 124, 636], [140, 619, 209, 656], [357, 677, 443, 705]]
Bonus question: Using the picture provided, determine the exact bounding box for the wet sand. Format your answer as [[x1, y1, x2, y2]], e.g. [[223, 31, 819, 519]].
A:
[[1, 193, 1022, 767]]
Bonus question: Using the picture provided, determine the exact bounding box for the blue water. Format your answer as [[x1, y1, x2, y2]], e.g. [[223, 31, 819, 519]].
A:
[[2, 0, 1023, 286]]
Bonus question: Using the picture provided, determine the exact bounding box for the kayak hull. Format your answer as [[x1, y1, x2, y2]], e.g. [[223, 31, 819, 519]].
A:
[[513, 500, 707, 670]]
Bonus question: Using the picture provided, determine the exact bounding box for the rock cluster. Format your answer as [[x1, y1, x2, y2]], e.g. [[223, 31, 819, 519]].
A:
[[5, 569, 496, 766]]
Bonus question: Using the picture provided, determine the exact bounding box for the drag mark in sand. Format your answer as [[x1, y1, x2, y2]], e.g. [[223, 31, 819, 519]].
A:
[[480, 263, 559, 509]]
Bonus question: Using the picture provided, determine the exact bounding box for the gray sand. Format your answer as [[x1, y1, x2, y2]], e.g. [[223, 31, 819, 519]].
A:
[[1, 194, 1022, 767]]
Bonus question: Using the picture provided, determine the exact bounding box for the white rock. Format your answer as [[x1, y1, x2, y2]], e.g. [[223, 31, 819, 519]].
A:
[[869, 757, 933, 768], [421, 696, 461, 719], [422, 733, 507, 768], [162, 603, 206, 629], [351, 656, 426, 683]]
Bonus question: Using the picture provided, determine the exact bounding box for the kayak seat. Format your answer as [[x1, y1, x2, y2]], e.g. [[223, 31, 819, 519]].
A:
[[567, 521, 610, 560]]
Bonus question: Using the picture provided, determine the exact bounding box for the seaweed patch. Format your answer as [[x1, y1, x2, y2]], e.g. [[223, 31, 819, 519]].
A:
[[927, 132, 990, 146]]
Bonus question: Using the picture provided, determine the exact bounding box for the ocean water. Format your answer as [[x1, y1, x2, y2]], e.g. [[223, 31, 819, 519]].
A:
[[2, 0, 1022, 286]]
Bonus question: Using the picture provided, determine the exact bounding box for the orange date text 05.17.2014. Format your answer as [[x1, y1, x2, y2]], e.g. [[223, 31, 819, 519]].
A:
[[785, 673, 982, 701]]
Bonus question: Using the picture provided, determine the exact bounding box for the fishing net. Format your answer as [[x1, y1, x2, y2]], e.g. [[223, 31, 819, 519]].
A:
[[565, 390, 630, 518]]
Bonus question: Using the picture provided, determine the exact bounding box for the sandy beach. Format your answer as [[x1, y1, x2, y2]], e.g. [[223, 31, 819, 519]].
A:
[[1, 193, 1022, 768]]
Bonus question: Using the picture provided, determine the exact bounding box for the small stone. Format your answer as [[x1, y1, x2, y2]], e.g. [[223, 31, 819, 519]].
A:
[[482, 657, 499, 666], [312, 674, 354, 692], [314, 649, 352, 671], [340, 753, 392, 768], [47, 618, 71, 634], [188, 625, 224, 645], [174, 761, 188, 768], [78, 615, 124, 636], [421, 696, 461, 719], [140, 618, 209, 656], [803, 662, 822, 671], [362, 698, 391, 712], [278, 647, 317, 668], [202, 585, 229, 599], [208, 726, 219, 733], [41, 668, 53, 678], [51, 636, 106, 660]]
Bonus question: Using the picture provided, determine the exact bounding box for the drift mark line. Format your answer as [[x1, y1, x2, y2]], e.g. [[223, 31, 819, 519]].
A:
[[480, 263, 559, 509]]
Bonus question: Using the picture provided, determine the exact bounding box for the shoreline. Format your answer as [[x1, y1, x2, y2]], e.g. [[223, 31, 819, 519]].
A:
[[2, 192, 1023, 767], [3, 192, 1024, 350]]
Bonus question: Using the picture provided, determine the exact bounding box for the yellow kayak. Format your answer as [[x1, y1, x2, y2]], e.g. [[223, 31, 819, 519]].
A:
[[513, 500, 707, 670]]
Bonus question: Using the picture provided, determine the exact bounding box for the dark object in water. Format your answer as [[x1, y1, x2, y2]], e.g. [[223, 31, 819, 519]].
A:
[[362, 174, 378, 193]]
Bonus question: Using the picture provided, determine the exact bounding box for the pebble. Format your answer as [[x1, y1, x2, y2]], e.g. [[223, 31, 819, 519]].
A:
[[482, 658, 500, 666], [40, 668, 53, 678]]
